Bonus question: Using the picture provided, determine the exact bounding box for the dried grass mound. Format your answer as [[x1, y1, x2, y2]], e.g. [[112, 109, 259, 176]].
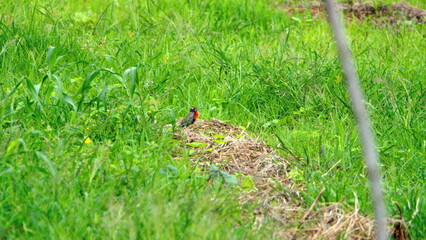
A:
[[177, 119, 409, 239], [276, 1, 426, 26], [182, 119, 298, 195]]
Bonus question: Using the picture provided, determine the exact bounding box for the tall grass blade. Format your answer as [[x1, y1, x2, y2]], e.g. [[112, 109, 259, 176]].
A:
[[64, 93, 77, 111], [2, 77, 24, 103], [78, 70, 100, 111], [36, 151, 58, 180], [24, 77, 46, 114]]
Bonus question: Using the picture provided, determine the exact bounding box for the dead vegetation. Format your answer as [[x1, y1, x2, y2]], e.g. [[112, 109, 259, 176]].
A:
[[175, 119, 409, 239], [276, 1, 426, 26]]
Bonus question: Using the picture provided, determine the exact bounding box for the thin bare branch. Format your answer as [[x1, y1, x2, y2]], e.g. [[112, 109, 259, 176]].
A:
[[299, 187, 326, 226], [323, 0, 388, 239]]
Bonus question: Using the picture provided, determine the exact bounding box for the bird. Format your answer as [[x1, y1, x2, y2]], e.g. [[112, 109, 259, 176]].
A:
[[179, 106, 200, 127]]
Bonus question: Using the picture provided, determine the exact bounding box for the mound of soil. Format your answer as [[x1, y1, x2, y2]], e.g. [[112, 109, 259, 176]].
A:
[[276, 1, 426, 26], [174, 119, 409, 239]]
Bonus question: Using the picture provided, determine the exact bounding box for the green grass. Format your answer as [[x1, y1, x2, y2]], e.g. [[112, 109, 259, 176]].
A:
[[1, 0, 425, 238]]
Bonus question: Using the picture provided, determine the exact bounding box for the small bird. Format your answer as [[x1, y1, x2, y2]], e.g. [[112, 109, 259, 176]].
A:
[[179, 106, 200, 127]]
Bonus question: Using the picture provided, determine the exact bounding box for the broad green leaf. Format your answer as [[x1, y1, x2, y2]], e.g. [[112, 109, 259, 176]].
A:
[[34, 84, 41, 95], [186, 142, 207, 148], [46, 46, 57, 68], [289, 168, 304, 182], [25, 77, 45, 113], [51, 74, 63, 95], [81, 70, 100, 94], [124, 67, 138, 97], [209, 164, 219, 172], [64, 94, 77, 111], [209, 164, 238, 186], [213, 140, 226, 144], [78, 70, 100, 111], [160, 165, 179, 177], [6, 140, 19, 155], [240, 175, 257, 191], [221, 172, 238, 186], [213, 134, 225, 139], [291, 17, 301, 22], [262, 119, 280, 128], [25, 78, 39, 100], [74, 11, 92, 23]]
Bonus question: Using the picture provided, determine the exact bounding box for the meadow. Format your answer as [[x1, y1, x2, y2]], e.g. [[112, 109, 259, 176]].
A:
[[0, 0, 425, 238]]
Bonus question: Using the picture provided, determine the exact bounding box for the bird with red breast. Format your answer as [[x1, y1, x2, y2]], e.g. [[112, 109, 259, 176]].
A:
[[179, 106, 200, 127]]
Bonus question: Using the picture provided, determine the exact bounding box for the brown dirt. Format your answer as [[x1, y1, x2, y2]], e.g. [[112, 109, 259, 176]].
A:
[[276, 1, 426, 26], [174, 119, 409, 239]]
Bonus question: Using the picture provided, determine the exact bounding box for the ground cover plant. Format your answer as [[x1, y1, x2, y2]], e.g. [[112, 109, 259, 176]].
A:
[[0, 0, 424, 238]]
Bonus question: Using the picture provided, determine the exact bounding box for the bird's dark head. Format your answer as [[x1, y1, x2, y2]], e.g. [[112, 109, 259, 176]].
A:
[[190, 107, 197, 112]]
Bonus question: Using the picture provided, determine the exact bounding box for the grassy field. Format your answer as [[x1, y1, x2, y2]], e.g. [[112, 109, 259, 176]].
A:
[[1, 0, 425, 238]]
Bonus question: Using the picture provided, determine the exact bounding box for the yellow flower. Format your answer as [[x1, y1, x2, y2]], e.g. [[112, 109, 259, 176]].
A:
[[84, 137, 92, 144]]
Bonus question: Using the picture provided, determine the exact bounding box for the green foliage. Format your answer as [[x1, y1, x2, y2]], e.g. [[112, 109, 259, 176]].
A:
[[209, 164, 238, 187], [186, 142, 208, 148], [237, 174, 257, 192], [0, 0, 425, 238]]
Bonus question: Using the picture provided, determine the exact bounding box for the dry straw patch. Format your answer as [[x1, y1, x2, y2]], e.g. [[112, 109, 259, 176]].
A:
[[276, 1, 426, 26], [174, 119, 409, 239]]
